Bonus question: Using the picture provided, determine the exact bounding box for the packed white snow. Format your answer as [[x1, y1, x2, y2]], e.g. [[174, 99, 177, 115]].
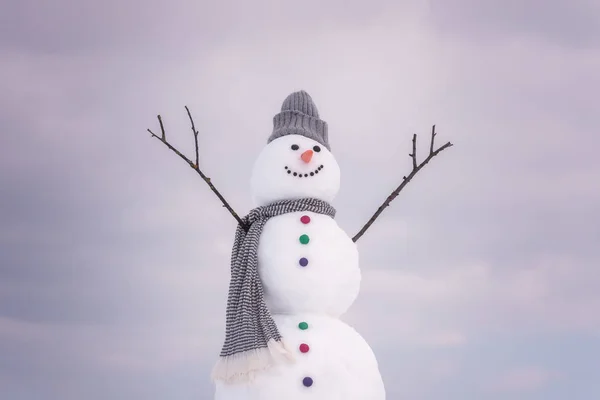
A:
[[258, 211, 360, 316], [215, 314, 385, 400], [215, 134, 386, 399], [250, 135, 341, 206]]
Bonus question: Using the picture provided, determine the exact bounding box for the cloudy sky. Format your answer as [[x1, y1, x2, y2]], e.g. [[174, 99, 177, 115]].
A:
[[1, 0, 599, 398]]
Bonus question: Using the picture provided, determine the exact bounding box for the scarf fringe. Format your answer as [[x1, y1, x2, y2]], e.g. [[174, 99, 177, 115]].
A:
[[276, 338, 296, 361], [211, 339, 295, 384]]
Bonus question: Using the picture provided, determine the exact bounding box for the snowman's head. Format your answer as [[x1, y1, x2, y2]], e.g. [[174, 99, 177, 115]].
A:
[[250, 134, 341, 206]]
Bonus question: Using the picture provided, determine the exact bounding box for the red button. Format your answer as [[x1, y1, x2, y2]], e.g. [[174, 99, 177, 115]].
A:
[[299, 343, 310, 353], [300, 215, 311, 224]]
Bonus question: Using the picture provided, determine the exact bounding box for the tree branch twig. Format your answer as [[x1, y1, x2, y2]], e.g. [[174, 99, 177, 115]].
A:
[[351, 125, 453, 242], [410, 133, 417, 170], [147, 108, 247, 230]]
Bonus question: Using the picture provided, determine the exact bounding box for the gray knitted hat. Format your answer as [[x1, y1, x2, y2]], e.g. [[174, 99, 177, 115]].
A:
[[268, 90, 330, 150]]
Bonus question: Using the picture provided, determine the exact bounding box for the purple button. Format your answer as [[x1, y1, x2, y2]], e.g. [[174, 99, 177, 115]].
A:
[[302, 377, 313, 387], [299, 257, 309, 267]]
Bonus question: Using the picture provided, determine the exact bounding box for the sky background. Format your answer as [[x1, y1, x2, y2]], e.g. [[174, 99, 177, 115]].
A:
[[1, 0, 599, 399]]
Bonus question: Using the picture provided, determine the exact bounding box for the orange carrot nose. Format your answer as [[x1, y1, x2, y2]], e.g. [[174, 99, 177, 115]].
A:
[[301, 149, 314, 163]]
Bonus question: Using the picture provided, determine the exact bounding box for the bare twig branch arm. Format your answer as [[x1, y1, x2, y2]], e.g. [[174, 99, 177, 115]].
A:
[[185, 106, 200, 169], [147, 108, 247, 230], [429, 124, 436, 154], [158, 115, 166, 141], [351, 125, 453, 242], [410, 133, 417, 170]]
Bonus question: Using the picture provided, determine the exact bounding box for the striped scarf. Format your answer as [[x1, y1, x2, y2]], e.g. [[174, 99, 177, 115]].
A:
[[211, 198, 336, 383]]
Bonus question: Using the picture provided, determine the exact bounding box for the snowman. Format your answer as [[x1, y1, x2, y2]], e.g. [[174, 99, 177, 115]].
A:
[[146, 88, 452, 400], [211, 91, 386, 400]]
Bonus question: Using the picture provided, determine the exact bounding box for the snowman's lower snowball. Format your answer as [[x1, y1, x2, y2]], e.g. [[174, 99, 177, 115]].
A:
[[215, 314, 386, 400]]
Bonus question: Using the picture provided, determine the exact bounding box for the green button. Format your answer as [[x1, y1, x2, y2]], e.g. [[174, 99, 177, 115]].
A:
[[299, 234, 310, 244], [298, 322, 309, 330]]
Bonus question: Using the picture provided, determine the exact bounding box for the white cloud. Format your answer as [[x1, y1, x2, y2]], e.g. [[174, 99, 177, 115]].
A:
[[353, 252, 600, 341], [0, 315, 219, 373], [487, 365, 558, 392], [2, 0, 600, 398]]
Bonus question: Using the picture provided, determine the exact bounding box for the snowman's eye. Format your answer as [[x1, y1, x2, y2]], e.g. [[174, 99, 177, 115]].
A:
[[313, 145, 321, 152], [291, 144, 299, 151]]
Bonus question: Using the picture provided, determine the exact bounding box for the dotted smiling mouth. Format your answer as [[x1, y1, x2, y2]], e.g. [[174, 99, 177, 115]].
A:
[[284, 165, 324, 178]]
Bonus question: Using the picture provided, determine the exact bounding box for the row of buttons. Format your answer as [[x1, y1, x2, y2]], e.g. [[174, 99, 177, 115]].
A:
[[298, 215, 311, 267], [298, 320, 312, 387], [298, 215, 313, 388]]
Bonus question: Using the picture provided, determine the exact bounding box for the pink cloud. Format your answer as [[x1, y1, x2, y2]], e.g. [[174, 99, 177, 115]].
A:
[[488, 366, 558, 392]]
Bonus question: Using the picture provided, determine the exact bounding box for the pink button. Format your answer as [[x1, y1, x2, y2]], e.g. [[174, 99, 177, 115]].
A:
[[299, 343, 310, 353], [300, 215, 311, 224]]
